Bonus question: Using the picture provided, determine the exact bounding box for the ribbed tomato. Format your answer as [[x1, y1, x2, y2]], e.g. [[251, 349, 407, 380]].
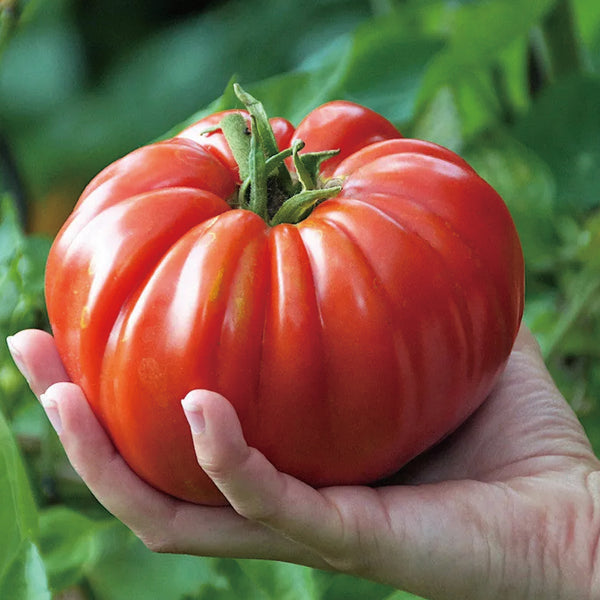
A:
[[45, 88, 524, 505]]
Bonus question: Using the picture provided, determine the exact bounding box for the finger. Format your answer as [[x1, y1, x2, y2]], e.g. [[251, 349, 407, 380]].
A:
[[7, 329, 70, 396], [41, 381, 181, 528], [504, 323, 560, 395], [42, 381, 326, 565], [181, 390, 349, 560], [512, 322, 543, 356]]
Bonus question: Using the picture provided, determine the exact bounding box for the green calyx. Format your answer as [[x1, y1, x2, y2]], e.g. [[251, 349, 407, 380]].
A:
[[219, 84, 341, 226]]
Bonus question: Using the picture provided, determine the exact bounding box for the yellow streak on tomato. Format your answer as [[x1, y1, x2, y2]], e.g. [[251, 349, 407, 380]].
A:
[[80, 306, 90, 329], [209, 269, 225, 303], [234, 295, 245, 319]]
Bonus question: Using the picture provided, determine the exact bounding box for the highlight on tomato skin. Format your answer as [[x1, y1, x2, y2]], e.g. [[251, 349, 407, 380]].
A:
[[45, 86, 524, 505]]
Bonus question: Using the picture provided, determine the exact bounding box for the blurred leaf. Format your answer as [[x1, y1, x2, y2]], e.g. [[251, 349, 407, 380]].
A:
[[247, 44, 355, 124], [203, 560, 317, 600], [179, 14, 442, 129], [38, 506, 112, 592], [85, 523, 223, 600], [422, 0, 556, 93], [236, 560, 317, 599], [0, 196, 50, 332], [200, 560, 415, 600], [334, 16, 443, 124], [579, 210, 600, 268], [445, 72, 501, 142], [572, 0, 600, 64], [0, 1, 85, 119], [159, 75, 241, 140], [525, 204, 600, 441], [9, 0, 371, 193], [100, 0, 371, 123], [542, 265, 600, 360], [415, 0, 557, 140], [0, 541, 50, 600], [9, 393, 46, 445], [0, 196, 50, 414], [462, 129, 558, 275], [0, 407, 50, 599], [495, 37, 532, 116], [545, 210, 600, 358], [0, 406, 38, 562], [513, 74, 600, 214], [411, 85, 464, 152], [312, 569, 419, 600]]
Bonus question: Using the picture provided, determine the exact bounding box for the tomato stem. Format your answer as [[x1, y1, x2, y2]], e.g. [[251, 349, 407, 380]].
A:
[[233, 84, 294, 197], [248, 117, 268, 219], [219, 84, 342, 225], [219, 112, 251, 181]]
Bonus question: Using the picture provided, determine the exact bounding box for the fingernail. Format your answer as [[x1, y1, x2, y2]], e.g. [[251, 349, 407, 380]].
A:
[[181, 396, 206, 434], [40, 393, 63, 435], [6, 336, 31, 383]]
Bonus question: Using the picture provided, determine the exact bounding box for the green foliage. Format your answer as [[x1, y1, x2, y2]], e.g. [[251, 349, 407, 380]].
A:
[[0, 196, 50, 416], [514, 74, 600, 213], [0, 404, 50, 600], [1, 0, 600, 598]]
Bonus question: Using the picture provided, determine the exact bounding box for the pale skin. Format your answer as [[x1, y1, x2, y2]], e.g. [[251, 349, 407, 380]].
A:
[[7, 325, 600, 600]]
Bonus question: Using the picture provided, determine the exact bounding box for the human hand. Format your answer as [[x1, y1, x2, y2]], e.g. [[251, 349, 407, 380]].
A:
[[7, 325, 600, 600]]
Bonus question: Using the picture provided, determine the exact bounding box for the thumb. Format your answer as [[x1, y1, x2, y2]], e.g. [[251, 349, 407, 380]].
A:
[[180, 390, 348, 558]]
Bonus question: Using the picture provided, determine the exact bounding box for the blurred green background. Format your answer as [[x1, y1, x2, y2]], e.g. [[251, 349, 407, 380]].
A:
[[1, 0, 600, 598]]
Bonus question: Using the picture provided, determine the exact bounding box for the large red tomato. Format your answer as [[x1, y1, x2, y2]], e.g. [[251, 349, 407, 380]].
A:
[[45, 88, 524, 505]]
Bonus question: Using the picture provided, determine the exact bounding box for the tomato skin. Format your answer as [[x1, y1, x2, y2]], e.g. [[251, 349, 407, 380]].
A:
[[46, 101, 524, 505], [290, 100, 402, 177]]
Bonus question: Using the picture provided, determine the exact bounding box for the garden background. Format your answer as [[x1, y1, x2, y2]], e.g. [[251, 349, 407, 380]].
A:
[[1, 0, 600, 598]]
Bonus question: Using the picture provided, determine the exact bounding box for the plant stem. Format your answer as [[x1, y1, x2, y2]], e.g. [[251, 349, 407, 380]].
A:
[[220, 112, 251, 181], [545, 274, 600, 362], [233, 84, 294, 195], [221, 84, 342, 225], [247, 118, 268, 220]]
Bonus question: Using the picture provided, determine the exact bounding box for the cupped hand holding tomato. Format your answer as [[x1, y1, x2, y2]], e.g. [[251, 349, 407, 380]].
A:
[[44, 85, 524, 505], [8, 324, 600, 599]]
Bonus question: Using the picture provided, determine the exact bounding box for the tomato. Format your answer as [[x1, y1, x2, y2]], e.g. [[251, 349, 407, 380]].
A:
[[45, 88, 524, 505]]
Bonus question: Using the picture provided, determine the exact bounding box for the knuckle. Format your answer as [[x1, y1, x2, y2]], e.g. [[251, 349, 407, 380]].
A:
[[231, 497, 279, 523], [202, 446, 283, 524], [199, 444, 253, 481], [228, 458, 287, 524], [137, 525, 184, 555], [133, 507, 182, 555], [139, 532, 173, 554], [317, 493, 378, 577], [321, 545, 367, 576]]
